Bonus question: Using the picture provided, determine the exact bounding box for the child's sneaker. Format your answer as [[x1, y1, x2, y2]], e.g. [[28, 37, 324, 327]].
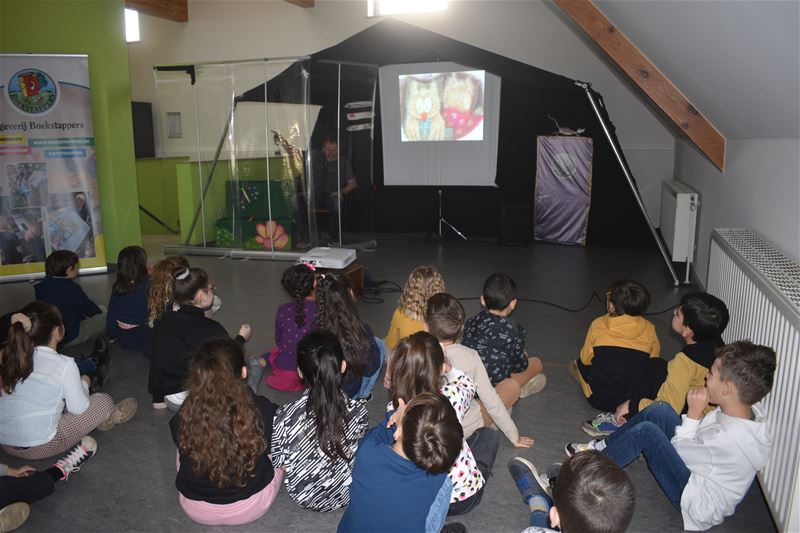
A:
[[507, 457, 554, 504], [98, 398, 138, 431], [546, 463, 562, 492], [582, 412, 622, 437], [0, 502, 29, 533], [54, 436, 97, 481], [565, 440, 598, 457], [519, 374, 547, 399], [508, 456, 553, 498]]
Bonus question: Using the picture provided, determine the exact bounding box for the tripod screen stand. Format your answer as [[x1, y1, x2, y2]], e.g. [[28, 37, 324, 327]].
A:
[[425, 189, 468, 243]]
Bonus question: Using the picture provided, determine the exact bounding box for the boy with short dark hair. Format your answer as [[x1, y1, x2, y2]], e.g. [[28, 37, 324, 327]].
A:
[[572, 278, 660, 412], [567, 341, 776, 531], [584, 292, 729, 437], [338, 393, 463, 533], [508, 451, 635, 533], [35, 250, 106, 348], [462, 273, 545, 406], [426, 293, 534, 448]]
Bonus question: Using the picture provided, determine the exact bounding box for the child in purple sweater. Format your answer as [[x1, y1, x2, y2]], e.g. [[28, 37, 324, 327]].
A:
[[259, 264, 316, 391]]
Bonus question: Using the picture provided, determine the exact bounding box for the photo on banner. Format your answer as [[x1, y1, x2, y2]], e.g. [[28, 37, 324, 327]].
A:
[[0, 54, 106, 280], [533, 135, 593, 246]]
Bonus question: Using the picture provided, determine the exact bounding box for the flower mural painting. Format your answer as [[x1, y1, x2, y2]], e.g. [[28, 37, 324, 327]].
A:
[[255, 220, 289, 250]]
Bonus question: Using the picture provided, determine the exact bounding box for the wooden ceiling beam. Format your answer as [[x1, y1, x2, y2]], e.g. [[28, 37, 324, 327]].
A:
[[555, 0, 726, 171], [284, 0, 315, 7], [125, 0, 188, 22]]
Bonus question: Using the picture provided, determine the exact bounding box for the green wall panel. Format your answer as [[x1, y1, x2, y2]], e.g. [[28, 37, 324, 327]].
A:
[[136, 158, 186, 235]]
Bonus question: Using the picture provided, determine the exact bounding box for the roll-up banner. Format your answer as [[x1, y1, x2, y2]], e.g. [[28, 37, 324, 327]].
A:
[[0, 54, 107, 282]]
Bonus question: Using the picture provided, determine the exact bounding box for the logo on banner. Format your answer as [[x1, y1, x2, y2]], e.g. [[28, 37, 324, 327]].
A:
[[7, 69, 58, 114]]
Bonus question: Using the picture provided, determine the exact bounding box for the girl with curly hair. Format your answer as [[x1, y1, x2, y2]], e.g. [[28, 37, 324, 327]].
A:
[[147, 255, 189, 326], [315, 273, 383, 399], [271, 330, 368, 511], [383, 265, 445, 387], [170, 338, 281, 525], [147, 255, 222, 327], [258, 263, 316, 392]]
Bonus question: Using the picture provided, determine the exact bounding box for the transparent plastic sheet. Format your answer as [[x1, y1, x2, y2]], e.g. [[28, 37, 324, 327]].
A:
[[153, 58, 377, 255], [312, 62, 378, 248]]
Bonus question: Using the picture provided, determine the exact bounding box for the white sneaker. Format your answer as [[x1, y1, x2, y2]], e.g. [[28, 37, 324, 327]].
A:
[[520, 374, 547, 398], [565, 440, 597, 457]]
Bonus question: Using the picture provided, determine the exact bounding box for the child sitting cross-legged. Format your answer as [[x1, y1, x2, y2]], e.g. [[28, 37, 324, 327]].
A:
[[426, 292, 534, 448], [270, 330, 369, 512], [389, 331, 494, 516], [462, 273, 546, 408], [257, 263, 317, 392], [567, 341, 776, 531], [571, 278, 661, 413], [170, 338, 281, 526], [106, 246, 150, 351], [338, 393, 464, 533], [383, 265, 446, 388], [34, 250, 105, 351], [584, 292, 729, 437], [507, 450, 635, 533]]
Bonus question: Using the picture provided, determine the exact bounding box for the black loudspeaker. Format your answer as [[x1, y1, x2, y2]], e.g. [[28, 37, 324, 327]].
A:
[[131, 101, 155, 159], [499, 203, 529, 246]]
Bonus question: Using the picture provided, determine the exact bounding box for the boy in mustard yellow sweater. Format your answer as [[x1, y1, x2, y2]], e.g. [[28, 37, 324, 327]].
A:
[[572, 279, 660, 413], [583, 292, 729, 437]]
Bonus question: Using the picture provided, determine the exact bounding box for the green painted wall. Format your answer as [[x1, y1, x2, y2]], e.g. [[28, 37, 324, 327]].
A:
[[0, 0, 141, 261], [175, 157, 296, 246], [136, 158, 186, 235]]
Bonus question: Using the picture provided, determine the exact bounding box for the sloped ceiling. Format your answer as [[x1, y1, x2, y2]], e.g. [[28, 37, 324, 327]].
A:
[[594, 0, 799, 139]]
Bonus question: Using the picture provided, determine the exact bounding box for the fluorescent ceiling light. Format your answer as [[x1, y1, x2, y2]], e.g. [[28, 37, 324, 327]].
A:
[[125, 8, 140, 43], [368, 0, 448, 17]]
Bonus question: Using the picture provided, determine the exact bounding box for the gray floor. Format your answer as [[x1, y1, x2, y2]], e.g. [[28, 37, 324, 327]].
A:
[[0, 236, 776, 532]]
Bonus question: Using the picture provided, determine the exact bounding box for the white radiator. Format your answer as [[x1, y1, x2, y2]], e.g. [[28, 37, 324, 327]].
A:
[[660, 180, 699, 283], [707, 228, 800, 533]]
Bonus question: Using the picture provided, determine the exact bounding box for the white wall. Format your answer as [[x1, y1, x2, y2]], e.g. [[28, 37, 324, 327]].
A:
[[127, 0, 674, 219], [675, 137, 800, 284]]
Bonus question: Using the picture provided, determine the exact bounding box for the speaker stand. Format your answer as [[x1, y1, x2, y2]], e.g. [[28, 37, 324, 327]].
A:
[[425, 189, 468, 243]]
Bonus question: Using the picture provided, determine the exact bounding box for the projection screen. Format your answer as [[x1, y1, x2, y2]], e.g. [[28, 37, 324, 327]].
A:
[[379, 62, 501, 187]]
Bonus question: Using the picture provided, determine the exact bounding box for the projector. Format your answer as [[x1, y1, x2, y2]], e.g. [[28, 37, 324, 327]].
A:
[[299, 247, 356, 270]]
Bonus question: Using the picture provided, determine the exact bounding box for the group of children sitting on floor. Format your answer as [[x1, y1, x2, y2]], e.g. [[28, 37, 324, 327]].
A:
[[0, 247, 779, 533]]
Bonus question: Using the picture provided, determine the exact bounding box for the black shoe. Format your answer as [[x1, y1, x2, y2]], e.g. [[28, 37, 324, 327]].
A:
[[92, 335, 112, 389], [441, 523, 466, 533]]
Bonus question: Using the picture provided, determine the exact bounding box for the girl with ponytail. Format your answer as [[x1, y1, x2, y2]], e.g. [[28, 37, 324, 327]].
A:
[[270, 330, 368, 511], [315, 273, 384, 399], [170, 338, 281, 525], [0, 301, 137, 460], [145, 266, 252, 410], [257, 263, 316, 392]]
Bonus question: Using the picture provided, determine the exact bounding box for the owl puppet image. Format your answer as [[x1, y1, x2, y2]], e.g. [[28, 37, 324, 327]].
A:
[[442, 73, 484, 140], [402, 78, 446, 141]]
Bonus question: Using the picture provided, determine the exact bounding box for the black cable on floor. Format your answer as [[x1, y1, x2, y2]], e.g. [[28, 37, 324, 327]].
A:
[[364, 283, 677, 317]]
